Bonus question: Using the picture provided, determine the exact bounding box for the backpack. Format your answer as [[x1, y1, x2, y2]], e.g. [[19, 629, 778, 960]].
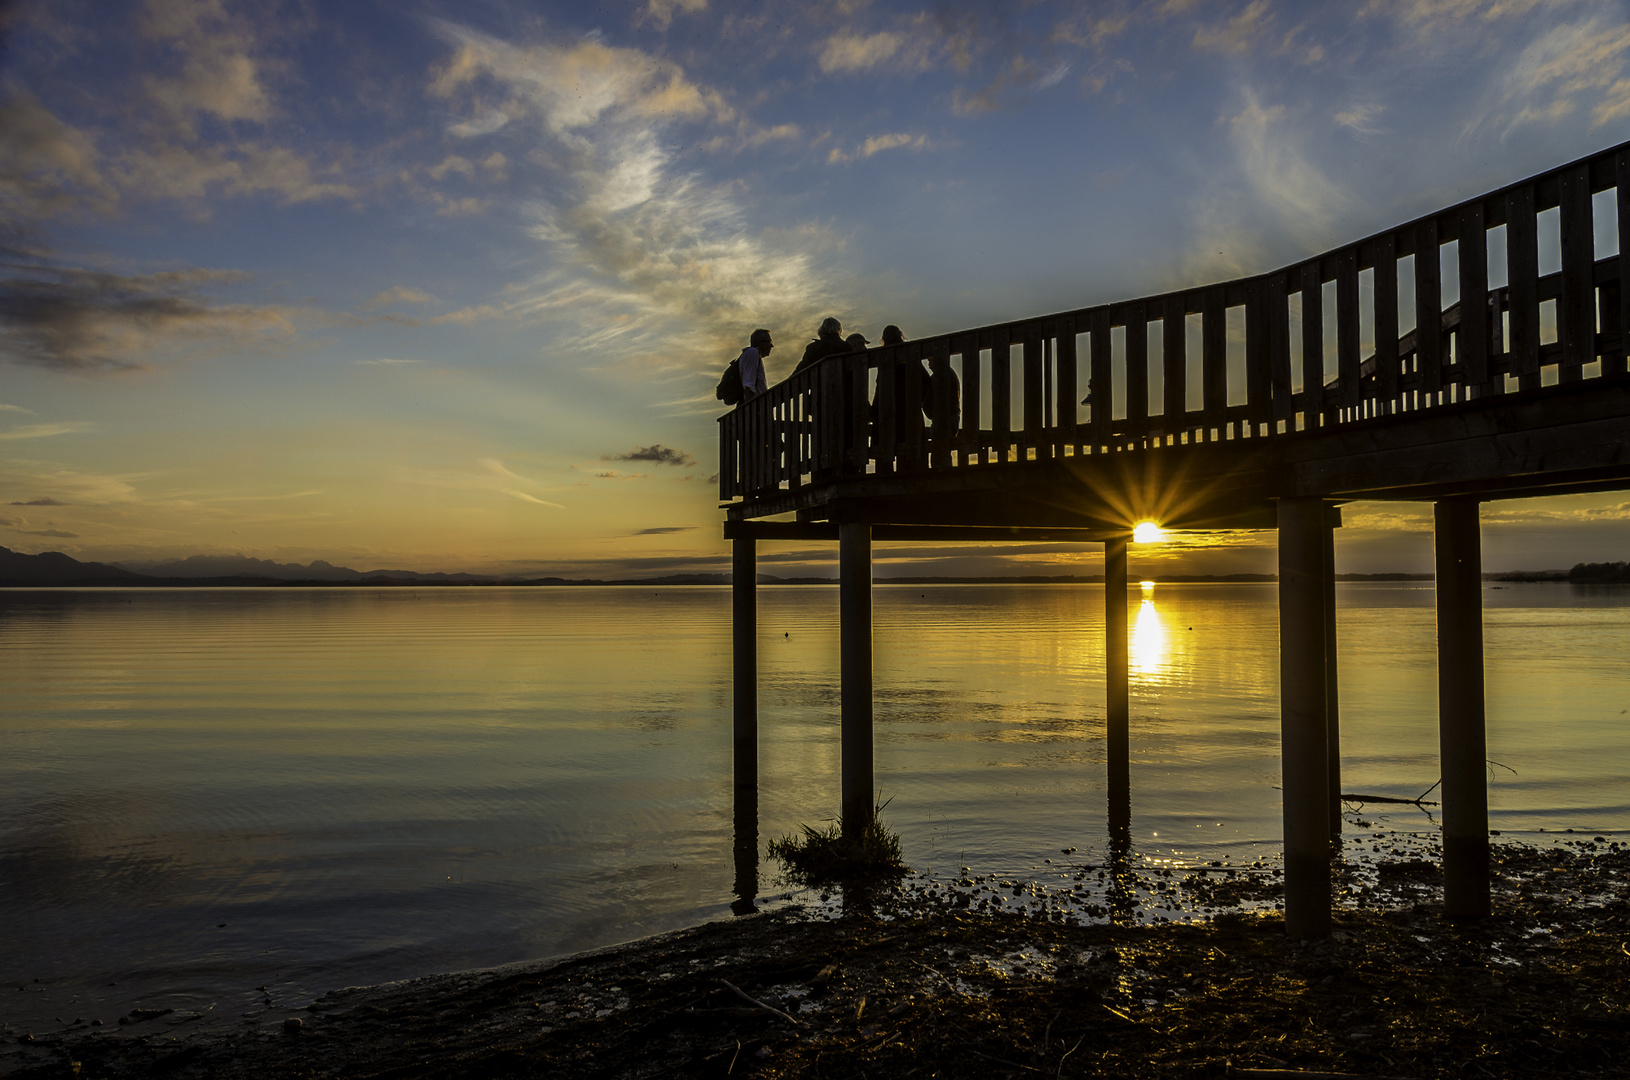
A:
[[715, 355, 743, 406]]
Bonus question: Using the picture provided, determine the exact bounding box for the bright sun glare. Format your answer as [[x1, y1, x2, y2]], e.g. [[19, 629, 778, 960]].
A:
[[1132, 521, 1164, 544]]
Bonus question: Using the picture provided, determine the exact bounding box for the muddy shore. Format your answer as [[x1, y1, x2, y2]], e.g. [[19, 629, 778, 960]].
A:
[[5, 836, 1627, 1079]]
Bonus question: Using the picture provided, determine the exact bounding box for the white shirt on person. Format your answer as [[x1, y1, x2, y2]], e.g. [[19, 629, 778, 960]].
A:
[[738, 346, 767, 397]]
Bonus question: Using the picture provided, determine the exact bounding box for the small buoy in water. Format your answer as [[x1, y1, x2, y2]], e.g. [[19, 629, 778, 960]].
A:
[[785, 632, 789, 637], [282, 1017, 303, 1034]]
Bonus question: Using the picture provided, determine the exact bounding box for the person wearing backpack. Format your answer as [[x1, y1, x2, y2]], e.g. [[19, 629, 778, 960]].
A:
[[716, 329, 773, 407]]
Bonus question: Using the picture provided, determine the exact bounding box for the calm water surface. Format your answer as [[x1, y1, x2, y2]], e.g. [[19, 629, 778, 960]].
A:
[[3, 583, 1627, 1028]]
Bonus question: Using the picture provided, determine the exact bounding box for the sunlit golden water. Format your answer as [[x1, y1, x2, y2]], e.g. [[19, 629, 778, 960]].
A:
[[2, 583, 1625, 1028]]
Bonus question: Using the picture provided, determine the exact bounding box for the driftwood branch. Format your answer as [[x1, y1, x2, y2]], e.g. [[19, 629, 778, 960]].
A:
[[1341, 792, 1439, 807], [717, 978, 799, 1025], [1229, 1069, 1415, 1079], [915, 961, 962, 997]]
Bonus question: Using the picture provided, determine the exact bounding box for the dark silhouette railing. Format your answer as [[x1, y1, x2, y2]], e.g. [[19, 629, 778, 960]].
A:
[[719, 141, 1630, 502]]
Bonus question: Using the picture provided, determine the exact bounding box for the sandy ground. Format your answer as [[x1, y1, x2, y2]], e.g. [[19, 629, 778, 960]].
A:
[[5, 835, 1627, 1079]]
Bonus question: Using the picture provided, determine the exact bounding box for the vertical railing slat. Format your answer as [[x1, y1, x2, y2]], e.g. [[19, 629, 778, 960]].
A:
[[990, 328, 1012, 462], [1559, 163, 1595, 381], [1164, 295, 1186, 430], [1023, 330, 1045, 458], [1374, 233, 1400, 411], [718, 416, 732, 499], [1458, 201, 1490, 390], [875, 350, 897, 476], [1202, 287, 1226, 430], [1416, 217, 1443, 395], [821, 355, 843, 477], [1056, 320, 1078, 454], [1268, 272, 1293, 423], [1124, 304, 1148, 439], [1336, 248, 1361, 409], [1300, 261, 1325, 425], [1506, 184, 1541, 390], [1244, 278, 1269, 428], [928, 339, 952, 470], [849, 353, 871, 472], [1089, 308, 1113, 448], [960, 334, 983, 464]]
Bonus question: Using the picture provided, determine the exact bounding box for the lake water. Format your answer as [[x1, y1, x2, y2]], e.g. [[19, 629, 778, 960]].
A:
[[3, 582, 1627, 1030]]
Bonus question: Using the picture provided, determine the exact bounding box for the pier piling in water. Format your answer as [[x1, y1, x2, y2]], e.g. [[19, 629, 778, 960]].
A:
[[1435, 498, 1490, 918], [840, 522, 874, 839], [1324, 508, 1342, 837], [1279, 497, 1333, 939], [1105, 534, 1131, 832], [733, 536, 757, 792]]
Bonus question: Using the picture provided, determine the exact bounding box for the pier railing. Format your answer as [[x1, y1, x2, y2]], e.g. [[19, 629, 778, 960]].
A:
[[719, 140, 1630, 502]]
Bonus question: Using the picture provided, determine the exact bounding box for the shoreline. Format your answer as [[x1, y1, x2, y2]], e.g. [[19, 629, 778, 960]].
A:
[[7, 835, 1626, 1079]]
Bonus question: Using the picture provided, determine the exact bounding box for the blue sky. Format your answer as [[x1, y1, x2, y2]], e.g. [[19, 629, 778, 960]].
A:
[[3, 0, 1629, 577]]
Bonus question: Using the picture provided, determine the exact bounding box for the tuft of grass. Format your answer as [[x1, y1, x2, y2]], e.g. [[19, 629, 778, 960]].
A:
[[767, 799, 908, 884]]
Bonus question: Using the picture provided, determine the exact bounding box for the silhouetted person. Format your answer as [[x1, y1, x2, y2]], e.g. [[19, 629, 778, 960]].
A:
[[870, 324, 930, 467], [738, 328, 773, 400], [927, 350, 961, 446], [845, 331, 870, 352], [794, 316, 849, 375]]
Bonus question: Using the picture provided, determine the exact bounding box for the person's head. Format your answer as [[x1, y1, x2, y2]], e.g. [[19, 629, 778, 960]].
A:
[[750, 328, 773, 355], [818, 316, 842, 338], [845, 332, 870, 351], [928, 352, 948, 371], [881, 324, 905, 346]]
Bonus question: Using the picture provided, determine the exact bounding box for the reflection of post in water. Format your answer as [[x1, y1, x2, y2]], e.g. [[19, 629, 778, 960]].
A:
[[1104, 535, 1130, 834], [731, 782, 758, 916], [1107, 818, 1136, 927]]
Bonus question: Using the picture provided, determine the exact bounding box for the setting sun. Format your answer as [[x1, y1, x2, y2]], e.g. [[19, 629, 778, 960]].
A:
[[1133, 522, 1164, 544]]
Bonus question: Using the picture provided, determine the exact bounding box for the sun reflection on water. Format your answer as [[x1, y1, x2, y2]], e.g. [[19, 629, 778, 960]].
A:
[[1131, 582, 1166, 674]]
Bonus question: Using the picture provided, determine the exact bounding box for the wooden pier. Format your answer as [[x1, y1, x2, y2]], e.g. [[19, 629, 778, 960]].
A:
[[720, 139, 1630, 937]]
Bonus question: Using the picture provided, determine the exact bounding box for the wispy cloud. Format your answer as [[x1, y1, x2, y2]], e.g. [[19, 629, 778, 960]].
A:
[[639, 0, 708, 31], [0, 250, 300, 371], [605, 444, 696, 467], [0, 462, 141, 505], [1175, 91, 1353, 284], [1334, 103, 1387, 134], [634, 525, 696, 535], [505, 489, 565, 508], [428, 23, 837, 377], [0, 421, 93, 439], [9, 496, 66, 505], [819, 31, 908, 72], [828, 131, 931, 164], [365, 286, 438, 311], [5, 526, 80, 538], [1488, 16, 1630, 131]]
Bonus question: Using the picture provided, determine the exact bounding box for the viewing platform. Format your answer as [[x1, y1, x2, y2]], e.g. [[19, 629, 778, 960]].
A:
[[719, 139, 1630, 938]]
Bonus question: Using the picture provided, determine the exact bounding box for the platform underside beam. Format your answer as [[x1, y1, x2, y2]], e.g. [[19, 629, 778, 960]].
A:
[[723, 521, 1130, 542]]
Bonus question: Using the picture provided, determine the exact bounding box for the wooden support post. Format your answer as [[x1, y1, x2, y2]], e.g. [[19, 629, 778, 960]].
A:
[[840, 523, 874, 839], [1105, 535, 1130, 832], [1278, 497, 1332, 939], [1323, 509, 1341, 837], [1435, 499, 1491, 918], [733, 536, 757, 792], [731, 781, 758, 917]]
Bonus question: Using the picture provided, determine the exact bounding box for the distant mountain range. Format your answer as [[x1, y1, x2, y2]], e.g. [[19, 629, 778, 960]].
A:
[[112, 553, 505, 583], [0, 547, 741, 588], [0, 546, 1603, 588]]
